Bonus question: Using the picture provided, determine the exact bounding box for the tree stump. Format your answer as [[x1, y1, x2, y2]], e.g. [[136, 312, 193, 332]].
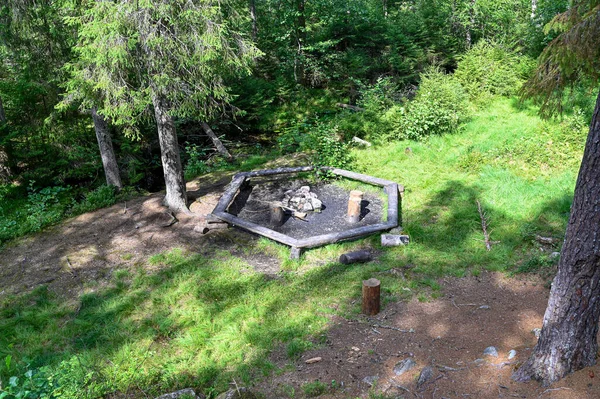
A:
[[270, 201, 285, 226], [362, 278, 380, 315], [347, 190, 364, 223], [339, 250, 372, 265]]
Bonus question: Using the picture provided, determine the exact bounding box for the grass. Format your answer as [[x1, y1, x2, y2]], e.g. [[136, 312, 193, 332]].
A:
[[0, 97, 586, 398]]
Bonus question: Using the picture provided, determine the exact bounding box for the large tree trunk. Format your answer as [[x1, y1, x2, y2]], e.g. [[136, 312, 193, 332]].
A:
[[513, 90, 600, 385], [91, 108, 122, 189], [152, 94, 189, 213]]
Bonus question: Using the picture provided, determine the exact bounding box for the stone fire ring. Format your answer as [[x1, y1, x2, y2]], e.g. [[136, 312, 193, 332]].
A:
[[211, 166, 403, 259]]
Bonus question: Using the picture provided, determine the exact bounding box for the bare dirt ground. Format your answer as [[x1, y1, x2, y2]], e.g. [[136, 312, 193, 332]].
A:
[[260, 272, 600, 399], [1, 174, 599, 398]]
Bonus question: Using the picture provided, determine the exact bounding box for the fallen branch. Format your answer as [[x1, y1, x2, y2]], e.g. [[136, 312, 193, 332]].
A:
[[201, 121, 232, 159], [352, 136, 372, 147], [476, 200, 492, 251], [368, 319, 415, 333], [535, 235, 557, 245], [336, 103, 365, 112]]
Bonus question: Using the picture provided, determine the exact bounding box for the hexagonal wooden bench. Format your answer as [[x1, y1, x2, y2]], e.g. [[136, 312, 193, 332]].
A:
[[211, 166, 403, 259]]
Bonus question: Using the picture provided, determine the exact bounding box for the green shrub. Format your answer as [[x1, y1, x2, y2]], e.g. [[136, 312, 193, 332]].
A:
[[25, 183, 71, 232], [309, 124, 353, 173], [389, 68, 469, 140], [184, 143, 210, 179], [70, 185, 117, 215], [455, 41, 535, 101]]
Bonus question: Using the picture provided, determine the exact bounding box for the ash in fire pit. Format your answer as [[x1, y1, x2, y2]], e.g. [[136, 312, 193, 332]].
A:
[[229, 178, 385, 240], [283, 186, 322, 212]]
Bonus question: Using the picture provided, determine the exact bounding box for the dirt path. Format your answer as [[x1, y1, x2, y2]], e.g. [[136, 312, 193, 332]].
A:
[[0, 174, 250, 299], [259, 272, 600, 399], [1, 174, 598, 398]]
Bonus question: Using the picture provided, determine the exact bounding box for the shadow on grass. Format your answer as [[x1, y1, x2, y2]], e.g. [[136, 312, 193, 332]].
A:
[[0, 246, 392, 397], [402, 179, 572, 276]]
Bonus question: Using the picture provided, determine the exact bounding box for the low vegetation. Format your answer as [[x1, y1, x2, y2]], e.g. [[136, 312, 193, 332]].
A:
[[0, 93, 588, 397]]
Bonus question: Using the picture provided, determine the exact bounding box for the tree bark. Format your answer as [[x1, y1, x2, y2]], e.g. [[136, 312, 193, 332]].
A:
[[152, 94, 189, 213], [201, 121, 232, 159], [466, 0, 476, 48], [0, 96, 6, 124], [513, 90, 600, 385], [0, 96, 13, 182], [91, 108, 122, 189], [249, 0, 258, 42], [294, 0, 306, 85], [362, 278, 381, 315]]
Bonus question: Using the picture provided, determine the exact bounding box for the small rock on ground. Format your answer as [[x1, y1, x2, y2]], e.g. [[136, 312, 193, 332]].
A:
[[393, 358, 417, 376], [417, 366, 434, 388], [155, 388, 204, 399], [483, 346, 498, 357], [508, 349, 517, 360], [362, 375, 379, 387]]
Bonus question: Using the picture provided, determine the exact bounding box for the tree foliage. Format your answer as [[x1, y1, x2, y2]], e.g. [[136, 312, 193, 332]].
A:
[[522, 0, 600, 116], [64, 0, 261, 133]]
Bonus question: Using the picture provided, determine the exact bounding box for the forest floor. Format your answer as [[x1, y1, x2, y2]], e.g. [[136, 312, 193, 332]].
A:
[[0, 98, 595, 398], [1, 172, 599, 399]]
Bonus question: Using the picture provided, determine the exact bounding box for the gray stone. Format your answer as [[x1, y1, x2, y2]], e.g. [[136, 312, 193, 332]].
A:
[[312, 198, 322, 212], [389, 227, 404, 234], [299, 186, 310, 193], [362, 375, 379, 386], [532, 328, 541, 338], [479, 305, 490, 310], [393, 358, 416, 376], [416, 366, 434, 388], [215, 388, 257, 399], [550, 252, 560, 258], [155, 388, 202, 399], [507, 349, 517, 360], [483, 346, 498, 357], [302, 202, 313, 212]]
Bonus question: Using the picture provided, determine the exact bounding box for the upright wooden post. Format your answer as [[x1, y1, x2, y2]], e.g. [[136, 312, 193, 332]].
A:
[[362, 278, 380, 315], [270, 201, 285, 226], [347, 190, 364, 223]]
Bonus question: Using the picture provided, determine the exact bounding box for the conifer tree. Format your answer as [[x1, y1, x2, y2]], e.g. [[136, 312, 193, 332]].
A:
[[66, 0, 260, 211]]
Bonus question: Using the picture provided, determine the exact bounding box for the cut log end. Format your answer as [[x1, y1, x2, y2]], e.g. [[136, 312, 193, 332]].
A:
[[362, 278, 381, 315], [381, 234, 409, 246]]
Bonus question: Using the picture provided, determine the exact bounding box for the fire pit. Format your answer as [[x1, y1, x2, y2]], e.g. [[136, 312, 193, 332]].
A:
[[211, 166, 403, 258]]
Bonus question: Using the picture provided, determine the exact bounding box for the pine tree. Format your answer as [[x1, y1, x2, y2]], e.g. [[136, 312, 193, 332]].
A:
[[66, 0, 260, 211]]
